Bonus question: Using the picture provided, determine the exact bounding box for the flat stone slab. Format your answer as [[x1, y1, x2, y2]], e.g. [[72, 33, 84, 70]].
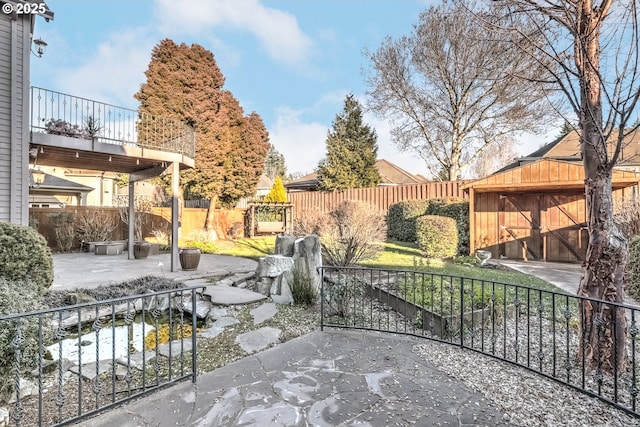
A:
[[116, 351, 156, 370], [156, 339, 194, 358], [69, 361, 112, 381], [182, 299, 212, 319], [251, 303, 278, 325], [212, 317, 240, 328], [235, 326, 281, 354], [198, 326, 224, 339], [202, 285, 267, 306]]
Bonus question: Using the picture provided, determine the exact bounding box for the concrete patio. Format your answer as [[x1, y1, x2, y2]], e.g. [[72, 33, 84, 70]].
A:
[[51, 252, 258, 290]]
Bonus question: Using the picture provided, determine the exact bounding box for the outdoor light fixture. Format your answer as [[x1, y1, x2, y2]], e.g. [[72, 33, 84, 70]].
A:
[[31, 38, 47, 58], [30, 169, 45, 188], [109, 155, 112, 162], [75, 152, 79, 158]]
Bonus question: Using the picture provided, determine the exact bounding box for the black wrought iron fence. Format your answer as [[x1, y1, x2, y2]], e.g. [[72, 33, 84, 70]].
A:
[[319, 266, 640, 418], [0, 286, 202, 426]]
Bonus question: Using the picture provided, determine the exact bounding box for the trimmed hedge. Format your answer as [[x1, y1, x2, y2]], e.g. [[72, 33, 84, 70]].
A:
[[387, 200, 431, 242], [0, 222, 53, 293], [415, 215, 458, 259], [626, 236, 640, 300], [425, 197, 470, 255]]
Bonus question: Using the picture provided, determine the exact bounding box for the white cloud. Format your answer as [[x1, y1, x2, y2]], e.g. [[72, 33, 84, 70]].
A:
[[269, 108, 327, 176], [153, 0, 313, 67], [51, 28, 154, 108]]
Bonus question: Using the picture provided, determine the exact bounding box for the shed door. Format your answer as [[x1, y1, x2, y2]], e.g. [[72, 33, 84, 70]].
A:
[[541, 194, 588, 262], [499, 194, 542, 260], [498, 193, 587, 262]]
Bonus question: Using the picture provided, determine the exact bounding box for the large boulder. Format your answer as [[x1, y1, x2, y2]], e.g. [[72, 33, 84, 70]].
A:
[[256, 255, 295, 278], [275, 234, 296, 256], [292, 235, 322, 300]]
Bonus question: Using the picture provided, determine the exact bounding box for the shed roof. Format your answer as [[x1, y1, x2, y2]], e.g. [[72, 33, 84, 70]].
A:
[[461, 159, 640, 193]]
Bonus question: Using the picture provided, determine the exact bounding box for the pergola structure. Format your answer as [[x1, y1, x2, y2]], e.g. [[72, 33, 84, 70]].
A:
[[29, 87, 195, 272]]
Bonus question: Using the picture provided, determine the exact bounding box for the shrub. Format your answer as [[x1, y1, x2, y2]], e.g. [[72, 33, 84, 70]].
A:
[[426, 197, 470, 255], [386, 200, 431, 242], [625, 236, 640, 300], [323, 274, 365, 318], [75, 209, 117, 243], [263, 176, 288, 203], [0, 278, 45, 397], [415, 215, 458, 259], [321, 201, 386, 266], [49, 211, 76, 252], [0, 222, 53, 292], [290, 270, 319, 306], [615, 197, 640, 238], [293, 210, 329, 237]]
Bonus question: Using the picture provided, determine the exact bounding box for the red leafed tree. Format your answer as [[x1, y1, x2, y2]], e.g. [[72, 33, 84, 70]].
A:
[[135, 39, 270, 229]]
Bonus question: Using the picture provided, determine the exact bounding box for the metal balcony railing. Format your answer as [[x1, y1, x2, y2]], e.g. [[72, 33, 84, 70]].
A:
[[30, 87, 195, 159]]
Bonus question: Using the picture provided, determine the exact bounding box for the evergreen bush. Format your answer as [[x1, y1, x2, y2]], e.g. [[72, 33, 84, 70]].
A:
[[415, 215, 458, 259], [0, 222, 53, 292], [263, 176, 288, 203], [0, 278, 45, 397], [386, 200, 431, 242], [625, 236, 640, 300], [425, 197, 470, 255]]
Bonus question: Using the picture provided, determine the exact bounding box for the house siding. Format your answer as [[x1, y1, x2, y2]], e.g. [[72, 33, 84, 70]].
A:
[[0, 11, 31, 225]]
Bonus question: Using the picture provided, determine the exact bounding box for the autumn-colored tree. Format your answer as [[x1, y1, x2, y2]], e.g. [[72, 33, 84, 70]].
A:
[[317, 94, 380, 190], [263, 176, 288, 203], [135, 39, 270, 228]]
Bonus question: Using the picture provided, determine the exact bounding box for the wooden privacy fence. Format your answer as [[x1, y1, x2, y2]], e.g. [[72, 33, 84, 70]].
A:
[[287, 181, 469, 215], [30, 206, 246, 251]]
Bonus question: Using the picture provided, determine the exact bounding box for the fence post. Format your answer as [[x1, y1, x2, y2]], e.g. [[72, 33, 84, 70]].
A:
[[460, 277, 464, 348], [319, 267, 325, 331]]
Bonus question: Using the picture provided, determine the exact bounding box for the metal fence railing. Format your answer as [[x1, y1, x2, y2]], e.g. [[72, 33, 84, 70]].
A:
[[0, 286, 202, 426], [30, 87, 195, 158], [319, 266, 640, 419]]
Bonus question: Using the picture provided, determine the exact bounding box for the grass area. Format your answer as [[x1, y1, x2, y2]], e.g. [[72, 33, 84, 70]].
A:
[[360, 240, 561, 293], [214, 236, 276, 261]]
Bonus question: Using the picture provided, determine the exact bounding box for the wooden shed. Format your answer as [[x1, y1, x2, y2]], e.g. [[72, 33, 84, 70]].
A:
[[462, 159, 640, 263]]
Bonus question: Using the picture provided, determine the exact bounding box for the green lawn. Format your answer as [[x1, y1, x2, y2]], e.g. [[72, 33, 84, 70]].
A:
[[360, 240, 561, 293], [216, 236, 276, 261], [216, 237, 561, 293]]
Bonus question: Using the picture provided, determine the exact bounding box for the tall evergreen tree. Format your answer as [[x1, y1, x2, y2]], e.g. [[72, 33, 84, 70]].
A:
[[316, 94, 380, 190], [264, 146, 287, 180], [135, 39, 270, 228]]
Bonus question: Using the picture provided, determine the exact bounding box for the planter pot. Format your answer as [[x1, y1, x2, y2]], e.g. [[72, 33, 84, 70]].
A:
[[134, 241, 151, 259], [179, 248, 201, 271]]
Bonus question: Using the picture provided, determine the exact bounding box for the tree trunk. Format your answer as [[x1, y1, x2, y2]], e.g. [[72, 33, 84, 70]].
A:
[[205, 195, 217, 232], [577, 158, 628, 374], [574, 2, 627, 374]]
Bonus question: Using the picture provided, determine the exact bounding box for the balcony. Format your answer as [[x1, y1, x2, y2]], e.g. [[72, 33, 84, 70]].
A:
[[29, 87, 195, 174]]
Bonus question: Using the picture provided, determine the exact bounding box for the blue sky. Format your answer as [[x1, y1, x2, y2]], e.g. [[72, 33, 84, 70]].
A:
[[31, 0, 551, 176]]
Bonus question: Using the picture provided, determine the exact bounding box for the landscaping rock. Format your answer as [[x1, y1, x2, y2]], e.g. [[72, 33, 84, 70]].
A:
[[212, 317, 240, 328], [116, 351, 156, 371], [209, 307, 229, 319], [251, 303, 278, 325], [275, 234, 296, 256], [235, 327, 281, 353], [271, 272, 294, 305], [156, 339, 194, 357], [69, 361, 112, 381], [202, 286, 267, 306], [8, 378, 37, 403], [181, 299, 212, 319], [0, 407, 8, 427], [198, 326, 224, 339], [256, 277, 273, 296], [256, 255, 294, 278], [292, 235, 322, 298]]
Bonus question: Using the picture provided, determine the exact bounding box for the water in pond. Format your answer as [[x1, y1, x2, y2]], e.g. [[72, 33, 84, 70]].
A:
[[46, 322, 155, 364]]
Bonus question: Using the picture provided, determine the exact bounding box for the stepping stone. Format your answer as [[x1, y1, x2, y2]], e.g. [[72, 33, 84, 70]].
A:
[[209, 307, 229, 319], [182, 299, 212, 319], [183, 278, 210, 287], [227, 271, 256, 286], [116, 351, 156, 371], [198, 326, 224, 339], [235, 326, 281, 354], [202, 285, 267, 306], [156, 339, 194, 357], [251, 303, 278, 325], [212, 317, 240, 328], [69, 361, 112, 381]]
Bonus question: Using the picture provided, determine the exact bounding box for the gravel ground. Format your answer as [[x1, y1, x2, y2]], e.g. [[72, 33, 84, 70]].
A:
[[415, 341, 639, 427]]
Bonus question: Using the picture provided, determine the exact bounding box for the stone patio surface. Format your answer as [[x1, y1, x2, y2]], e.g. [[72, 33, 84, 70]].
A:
[[74, 330, 509, 427]]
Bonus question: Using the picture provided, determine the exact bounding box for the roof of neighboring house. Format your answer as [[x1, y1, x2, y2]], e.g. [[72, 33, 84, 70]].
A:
[[498, 129, 640, 173], [285, 159, 427, 191], [30, 171, 93, 192], [256, 174, 274, 191]]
